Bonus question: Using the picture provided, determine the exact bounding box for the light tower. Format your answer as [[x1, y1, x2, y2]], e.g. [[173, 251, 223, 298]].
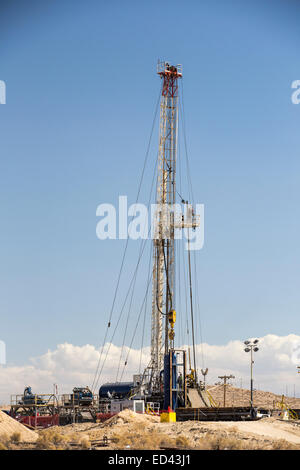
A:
[[150, 61, 182, 391], [244, 339, 259, 408]]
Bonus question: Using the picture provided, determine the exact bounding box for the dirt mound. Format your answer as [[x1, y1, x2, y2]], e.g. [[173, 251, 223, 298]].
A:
[[52, 412, 300, 450], [0, 410, 38, 442], [208, 385, 300, 409], [104, 409, 160, 427], [23, 409, 300, 450]]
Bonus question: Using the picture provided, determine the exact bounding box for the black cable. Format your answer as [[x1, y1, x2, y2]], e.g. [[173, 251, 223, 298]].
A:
[[187, 229, 197, 383], [115, 266, 138, 382], [114, 152, 159, 383], [139, 243, 152, 374], [179, 80, 195, 207], [91, 84, 162, 391], [155, 242, 168, 317], [162, 239, 173, 311], [93, 234, 149, 392], [93, 152, 159, 391], [193, 249, 205, 369], [119, 272, 153, 382]]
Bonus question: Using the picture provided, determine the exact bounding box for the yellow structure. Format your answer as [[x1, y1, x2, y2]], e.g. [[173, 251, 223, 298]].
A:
[[276, 395, 298, 420], [168, 310, 176, 341], [168, 309, 176, 328], [160, 411, 176, 423]]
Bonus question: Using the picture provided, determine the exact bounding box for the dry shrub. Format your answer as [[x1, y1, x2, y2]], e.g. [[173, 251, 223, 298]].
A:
[[0, 434, 9, 450], [80, 437, 91, 449], [175, 435, 191, 448], [111, 431, 138, 449], [157, 434, 176, 449], [195, 434, 300, 451], [111, 427, 176, 450], [111, 424, 194, 450], [196, 435, 244, 450], [10, 432, 21, 444], [241, 438, 300, 451], [271, 439, 297, 450], [135, 422, 145, 433], [227, 426, 239, 433], [66, 431, 81, 444], [36, 435, 56, 450], [211, 436, 244, 450], [112, 431, 127, 444], [36, 429, 67, 450]]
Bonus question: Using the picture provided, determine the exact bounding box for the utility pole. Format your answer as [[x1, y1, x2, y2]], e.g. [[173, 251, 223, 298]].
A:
[[218, 374, 235, 407]]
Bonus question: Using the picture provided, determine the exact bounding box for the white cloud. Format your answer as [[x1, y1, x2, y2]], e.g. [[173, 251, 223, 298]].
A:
[[195, 334, 300, 393], [0, 334, 300, 404]]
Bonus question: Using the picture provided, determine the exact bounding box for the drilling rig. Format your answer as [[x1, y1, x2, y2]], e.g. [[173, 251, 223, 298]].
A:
[[97, 61, 201, 414], [142, 62, 200, 410], [150, 61, 182, 393]]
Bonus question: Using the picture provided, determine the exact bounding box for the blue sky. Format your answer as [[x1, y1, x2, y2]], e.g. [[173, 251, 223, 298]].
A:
[[1, 0, 300, 369]]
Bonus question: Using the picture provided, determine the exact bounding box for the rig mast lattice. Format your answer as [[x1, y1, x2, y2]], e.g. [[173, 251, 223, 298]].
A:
[[150, 62, 182, 391]]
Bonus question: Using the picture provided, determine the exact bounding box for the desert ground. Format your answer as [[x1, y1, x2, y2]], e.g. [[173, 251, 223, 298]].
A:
[[1, 386, 300, 450], [2, 408, 300, 450], [207, 384, 300, 409]]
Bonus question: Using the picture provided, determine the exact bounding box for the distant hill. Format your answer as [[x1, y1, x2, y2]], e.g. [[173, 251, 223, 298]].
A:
[[207, 384, 300, 409]]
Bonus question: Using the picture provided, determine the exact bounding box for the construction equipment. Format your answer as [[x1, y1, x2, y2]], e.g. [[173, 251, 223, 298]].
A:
[[91, 62, 207, 418], [70, 387, 93, 406], [150, 61, 183, 394], [11, 390, 58, 425], [151, 63, 199, 403], [99, 382, 134, 400], [19, 386, 45, 406], [176, 406, 260, 422]]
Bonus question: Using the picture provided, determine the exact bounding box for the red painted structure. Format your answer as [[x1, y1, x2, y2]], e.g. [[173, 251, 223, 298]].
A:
[[16, 414, 59, 428], [157, 62, 182, 97], [95, 412, 117, 422]]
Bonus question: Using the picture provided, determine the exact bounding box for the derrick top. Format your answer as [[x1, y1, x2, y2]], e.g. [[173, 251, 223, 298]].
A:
[[157, 61, 182, 79], [157, 61, 182, 97]]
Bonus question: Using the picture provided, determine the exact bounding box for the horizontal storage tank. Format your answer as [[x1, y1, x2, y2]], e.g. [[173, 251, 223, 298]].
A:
[[99, 382, 134, 399]]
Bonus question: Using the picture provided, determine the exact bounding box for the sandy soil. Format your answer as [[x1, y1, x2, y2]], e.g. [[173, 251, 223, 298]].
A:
[[188, 418, 300, 445], [0, 410, 38, 442], [2, 406, 300, 450], [208, 384, 300, 409], [36, 409, 300, 450]]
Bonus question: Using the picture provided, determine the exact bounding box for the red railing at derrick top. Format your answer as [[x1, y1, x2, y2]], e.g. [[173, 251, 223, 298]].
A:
[[157, 61, 182, 97]]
